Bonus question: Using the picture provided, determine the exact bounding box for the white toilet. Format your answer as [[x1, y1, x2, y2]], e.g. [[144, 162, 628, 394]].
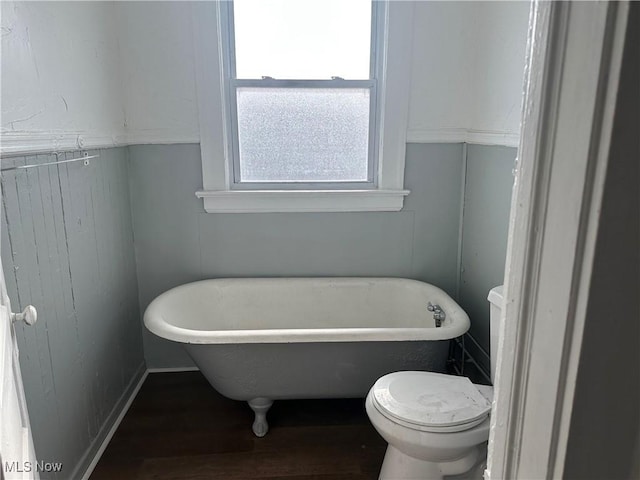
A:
[[366, 286, 504, 480]]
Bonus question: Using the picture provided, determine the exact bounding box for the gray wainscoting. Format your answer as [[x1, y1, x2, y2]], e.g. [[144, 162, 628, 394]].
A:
[[127, 143, 465, 368], [458, 144, 516, 373], [1, 148, 145, 479]]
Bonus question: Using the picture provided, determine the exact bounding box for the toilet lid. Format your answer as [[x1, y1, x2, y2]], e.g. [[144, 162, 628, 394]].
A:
[[371, 371, 491, 431]]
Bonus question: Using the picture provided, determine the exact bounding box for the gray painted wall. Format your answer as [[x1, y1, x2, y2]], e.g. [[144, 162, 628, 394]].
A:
[[0, 141, 514, 477], [128, 143, 465, 368], [459, 144, 516, 373], [1, 148, 145, 479]]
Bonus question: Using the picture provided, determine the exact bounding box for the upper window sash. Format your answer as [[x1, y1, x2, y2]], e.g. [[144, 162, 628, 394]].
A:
[[218, 1, 384, 190], [223, 0, 381, 81]]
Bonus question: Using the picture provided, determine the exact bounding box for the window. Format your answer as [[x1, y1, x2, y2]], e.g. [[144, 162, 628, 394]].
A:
[[226, 0, 376, 188], [193, 1, 413, 213]]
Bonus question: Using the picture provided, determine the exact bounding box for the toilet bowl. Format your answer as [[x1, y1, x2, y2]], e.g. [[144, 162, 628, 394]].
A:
[[366, 286, 503, 480], [366, 371, 493, 480]]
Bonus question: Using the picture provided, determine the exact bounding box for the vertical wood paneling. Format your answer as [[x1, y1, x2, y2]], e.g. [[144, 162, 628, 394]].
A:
[[1, 148, 145, 479]]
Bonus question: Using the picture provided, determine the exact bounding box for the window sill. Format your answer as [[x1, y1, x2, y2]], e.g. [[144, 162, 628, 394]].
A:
[[195, 189, 410, 213]]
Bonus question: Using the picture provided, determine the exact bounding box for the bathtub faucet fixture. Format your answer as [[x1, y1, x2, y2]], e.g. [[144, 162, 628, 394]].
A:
[[427, 302, 446, 327]]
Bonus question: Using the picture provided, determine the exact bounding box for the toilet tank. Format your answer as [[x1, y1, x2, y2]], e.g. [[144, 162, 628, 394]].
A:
[[487, 285, 504, 383]]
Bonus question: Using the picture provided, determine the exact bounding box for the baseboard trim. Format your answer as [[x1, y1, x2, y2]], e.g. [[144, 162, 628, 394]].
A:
[[77, 365, 148, 480], [76, 366, 200, 479], [147, 366, 200, 373], [76, 365, 200, 478]]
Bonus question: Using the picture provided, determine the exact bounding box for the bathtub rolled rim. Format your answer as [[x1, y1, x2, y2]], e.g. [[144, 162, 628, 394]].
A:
[[143, 277, 470, 344], [143, 320, 470, 344]]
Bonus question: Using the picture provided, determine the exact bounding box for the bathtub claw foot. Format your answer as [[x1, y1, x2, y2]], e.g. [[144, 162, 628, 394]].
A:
[[248, 398, 273, 437]]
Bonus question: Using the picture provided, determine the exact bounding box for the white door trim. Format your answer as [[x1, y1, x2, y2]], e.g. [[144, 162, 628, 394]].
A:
[[487, 2, 629, 479], [0, 256, 39, 479]]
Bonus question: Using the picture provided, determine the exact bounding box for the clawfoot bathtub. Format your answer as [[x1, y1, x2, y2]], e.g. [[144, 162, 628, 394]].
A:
[[144, 277, 469, 436]]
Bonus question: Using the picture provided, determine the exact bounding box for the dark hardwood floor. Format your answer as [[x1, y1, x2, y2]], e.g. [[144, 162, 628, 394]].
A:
[[91, 372, 387, 479]]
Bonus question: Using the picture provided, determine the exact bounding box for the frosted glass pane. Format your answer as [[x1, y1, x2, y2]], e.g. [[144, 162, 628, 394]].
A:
[[236, 88, 370, 182], [233, 0, 372, 79]]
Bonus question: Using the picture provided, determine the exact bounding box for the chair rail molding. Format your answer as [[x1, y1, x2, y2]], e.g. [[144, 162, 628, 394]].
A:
[[0, 131, 127, 156], [406, 128, 520, 148], [0, 130, 202, 157]]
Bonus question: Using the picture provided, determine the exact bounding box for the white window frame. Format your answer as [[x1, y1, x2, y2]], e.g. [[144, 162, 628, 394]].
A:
[[221, 1, 381, 191], [192, 1, 413, 213]]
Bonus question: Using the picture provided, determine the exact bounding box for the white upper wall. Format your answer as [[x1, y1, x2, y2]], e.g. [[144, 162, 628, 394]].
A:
[[116, 1, 529, 146], [408, 2, 478, 138], [407, 1, 530, 146], [0, 1, 530, 153], [114, 2, 199, 145], [468, 1, 530, 142], [1, 1, 126, 153]]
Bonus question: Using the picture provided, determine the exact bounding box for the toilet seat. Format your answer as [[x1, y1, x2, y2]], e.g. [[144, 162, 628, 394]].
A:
[[371, 371, 492, 433]]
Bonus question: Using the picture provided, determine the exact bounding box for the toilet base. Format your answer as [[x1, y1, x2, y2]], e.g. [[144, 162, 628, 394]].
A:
[[379, 445, 485, 480]]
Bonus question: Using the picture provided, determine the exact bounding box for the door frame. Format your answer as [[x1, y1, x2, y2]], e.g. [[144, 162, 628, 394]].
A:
[[0, 255, 39, 479], [487, 1, 630, 479]]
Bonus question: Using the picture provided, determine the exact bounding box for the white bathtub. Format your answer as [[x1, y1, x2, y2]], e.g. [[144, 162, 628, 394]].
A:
[[144, 277, 469, 436]]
